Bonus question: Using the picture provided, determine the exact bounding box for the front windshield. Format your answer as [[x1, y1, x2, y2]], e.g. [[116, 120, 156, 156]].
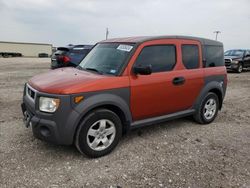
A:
[[224, 50, 244, 57], [78, 43, 134, 75]]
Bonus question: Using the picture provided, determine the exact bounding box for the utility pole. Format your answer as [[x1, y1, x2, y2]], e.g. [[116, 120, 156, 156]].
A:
[[105, 28, 109, 40], [214, 31, 221, 41]]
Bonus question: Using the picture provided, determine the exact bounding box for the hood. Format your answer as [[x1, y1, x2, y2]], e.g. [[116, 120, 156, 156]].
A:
[[224, 55, 242, 61], [28, 67, 106, 94]]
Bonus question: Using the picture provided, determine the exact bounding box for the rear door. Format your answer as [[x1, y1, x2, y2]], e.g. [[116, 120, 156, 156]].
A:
[[178, 40, 205, 107]]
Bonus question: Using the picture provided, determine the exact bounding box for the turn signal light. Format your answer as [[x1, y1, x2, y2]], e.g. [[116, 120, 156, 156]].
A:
[[74, 96, 84, 104]]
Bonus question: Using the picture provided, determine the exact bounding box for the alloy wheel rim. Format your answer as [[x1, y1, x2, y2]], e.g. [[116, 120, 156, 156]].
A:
[[203, 98, 217, 120], [239, 65, 243, 72], [86, 119, 116, 151]]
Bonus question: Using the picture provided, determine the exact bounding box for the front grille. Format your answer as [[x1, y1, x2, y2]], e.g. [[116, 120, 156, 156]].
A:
[[26, 85, 36, 101], [224, 59, 232, 67]]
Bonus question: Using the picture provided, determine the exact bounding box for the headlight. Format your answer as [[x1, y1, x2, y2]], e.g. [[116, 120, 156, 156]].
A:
[[231, 60, 239, 64], [39, 97, 60, 113]]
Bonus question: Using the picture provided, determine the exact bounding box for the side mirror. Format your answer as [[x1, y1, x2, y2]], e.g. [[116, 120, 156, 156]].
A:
[[133, 65, 152, 75], [245, 54, 250, 58]]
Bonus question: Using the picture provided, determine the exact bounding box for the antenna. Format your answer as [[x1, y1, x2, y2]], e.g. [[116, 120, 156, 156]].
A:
[[105, 28, 109, 40]]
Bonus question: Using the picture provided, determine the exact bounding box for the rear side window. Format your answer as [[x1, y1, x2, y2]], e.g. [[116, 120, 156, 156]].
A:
[[205, 46, 224, 67], [68, 49, 90, 57], [135, 45, 176, 73], [54, 50, 66, 55], [181, 45, 199, 69], [68, 49, 90, 64]]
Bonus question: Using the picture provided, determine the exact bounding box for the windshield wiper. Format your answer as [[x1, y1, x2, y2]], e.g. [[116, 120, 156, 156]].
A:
[[76, 66, 83, 70], [84, 67, 103, 74]]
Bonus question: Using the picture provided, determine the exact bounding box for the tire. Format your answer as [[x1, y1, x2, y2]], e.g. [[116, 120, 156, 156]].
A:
[[193, 92, 219, 124], [3, 54, 9, 58], [75, 109, 122, 158], [236, 63, 243, 73]]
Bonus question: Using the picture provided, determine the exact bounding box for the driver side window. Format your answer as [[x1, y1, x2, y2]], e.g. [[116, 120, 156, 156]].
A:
[[134, 45, 176, 73]]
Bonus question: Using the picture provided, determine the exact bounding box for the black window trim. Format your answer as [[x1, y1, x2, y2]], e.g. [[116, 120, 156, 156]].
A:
[[133, 44, 177, 74]]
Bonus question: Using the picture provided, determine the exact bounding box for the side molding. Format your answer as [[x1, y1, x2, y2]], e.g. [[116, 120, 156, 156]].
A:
[[131, 109, 195, 129]]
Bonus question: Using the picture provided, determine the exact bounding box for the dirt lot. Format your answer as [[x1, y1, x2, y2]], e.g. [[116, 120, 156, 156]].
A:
[[0, 58, 250, 188]]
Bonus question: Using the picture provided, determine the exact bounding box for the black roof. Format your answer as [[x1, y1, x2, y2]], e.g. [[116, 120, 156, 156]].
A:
[[66, 44, 93, 49], [57, 45, 93, 51], [101, 35, 223, 46], [225, 49, 250, 51]]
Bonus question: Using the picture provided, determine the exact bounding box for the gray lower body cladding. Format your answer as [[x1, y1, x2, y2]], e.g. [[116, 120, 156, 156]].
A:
[[193, 74, 227, 110], [22, 87, 80, 145], [21, 85, 131, 145]]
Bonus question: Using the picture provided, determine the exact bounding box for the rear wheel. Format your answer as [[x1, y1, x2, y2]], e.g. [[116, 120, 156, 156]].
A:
[[75, 109, 122, 158], [193, 92, 219, 124]]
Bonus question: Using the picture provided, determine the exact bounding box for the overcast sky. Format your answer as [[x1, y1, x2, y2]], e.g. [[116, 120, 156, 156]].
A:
[[0, 0, 249, 50]]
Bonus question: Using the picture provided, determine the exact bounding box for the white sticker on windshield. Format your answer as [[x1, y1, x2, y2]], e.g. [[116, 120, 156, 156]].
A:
[[117, 44, 133, 52], [73, 47, 84, 50], [110, 69, 116, 74]]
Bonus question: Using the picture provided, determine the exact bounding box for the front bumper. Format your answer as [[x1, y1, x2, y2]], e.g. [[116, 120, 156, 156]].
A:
[[226, 64, 239, 70], [21, 84, 80, 145], [21, 102, 61, 144], [51, 60, 61, 69]]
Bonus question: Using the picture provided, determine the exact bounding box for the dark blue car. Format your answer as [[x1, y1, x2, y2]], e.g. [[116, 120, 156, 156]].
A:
[[51, 44, 93, 69]]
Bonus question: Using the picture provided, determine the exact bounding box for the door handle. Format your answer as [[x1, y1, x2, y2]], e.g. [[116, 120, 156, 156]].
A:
[[172, 77, 185, 85]]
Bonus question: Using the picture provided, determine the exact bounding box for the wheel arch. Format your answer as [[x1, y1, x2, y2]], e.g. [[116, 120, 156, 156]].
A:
[[72, 93, 132, 144], [193, 81, 225, 111], [78, 104, 130, 134]]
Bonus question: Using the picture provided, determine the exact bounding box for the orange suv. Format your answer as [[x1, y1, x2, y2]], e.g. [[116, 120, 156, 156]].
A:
[[21, 36, 227, 157]]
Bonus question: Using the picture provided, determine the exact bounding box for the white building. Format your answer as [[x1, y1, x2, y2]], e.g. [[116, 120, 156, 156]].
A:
[[0, 41, 52, 57]]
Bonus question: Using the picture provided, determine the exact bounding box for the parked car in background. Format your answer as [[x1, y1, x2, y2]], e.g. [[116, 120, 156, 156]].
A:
[[38, 53, 49, 58], [22, 36, 227, 158], [0, 52, 22, 58], [51, 45, 93, 69], [224, 49, 250, 73]]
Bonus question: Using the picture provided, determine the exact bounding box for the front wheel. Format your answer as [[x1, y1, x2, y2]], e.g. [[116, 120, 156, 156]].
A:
[[236, 63, 243, 73], [3, 54, 9, 58], [193, 92, 219, 124], [75, 109, 122, 158]]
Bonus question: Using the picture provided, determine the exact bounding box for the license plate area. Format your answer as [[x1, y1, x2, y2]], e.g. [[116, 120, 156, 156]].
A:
[[21, 103, 33, 128], [23, 111, 33, 128]]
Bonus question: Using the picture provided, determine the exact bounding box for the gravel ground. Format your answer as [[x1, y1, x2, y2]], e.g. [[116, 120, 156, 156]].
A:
[[0, 58, 250, 188]]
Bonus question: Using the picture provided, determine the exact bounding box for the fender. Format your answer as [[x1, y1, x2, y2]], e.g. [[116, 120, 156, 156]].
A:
[[71, 88, 132, 134], [193, 80, 225, 110]]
